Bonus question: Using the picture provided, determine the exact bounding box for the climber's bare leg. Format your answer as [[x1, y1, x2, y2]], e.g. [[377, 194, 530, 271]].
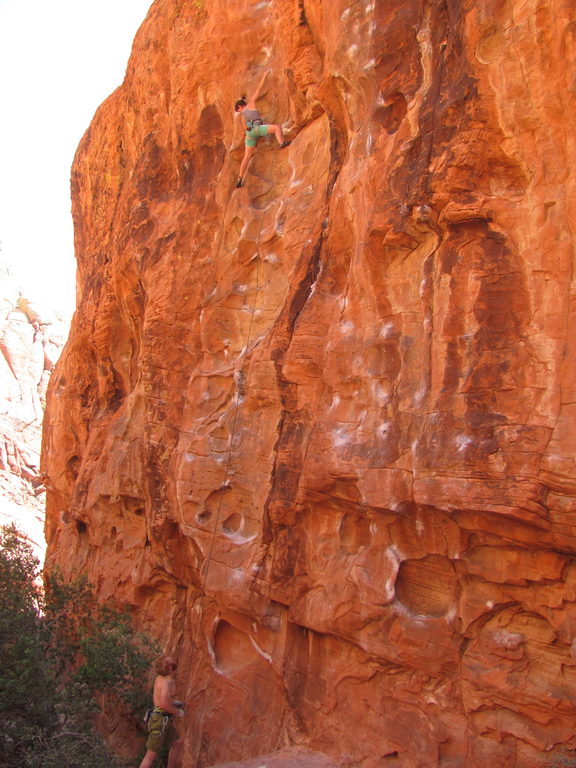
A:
[[238, 145, 256, 184], [265, 124, 285, 144]]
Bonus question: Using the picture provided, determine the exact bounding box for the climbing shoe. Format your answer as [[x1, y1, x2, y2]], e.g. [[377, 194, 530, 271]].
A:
[[280, 140, 291, 148], [235, 177, 243, 188]]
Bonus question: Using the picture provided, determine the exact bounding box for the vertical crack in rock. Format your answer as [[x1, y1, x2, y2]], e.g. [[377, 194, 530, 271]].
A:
[[259, 227, 325, 587], [259, 107, 346, 587]]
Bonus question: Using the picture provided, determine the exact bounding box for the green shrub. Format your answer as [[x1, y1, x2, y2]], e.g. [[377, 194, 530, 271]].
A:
[[0, 525, 54, 750], [0, 524, 157, 767]]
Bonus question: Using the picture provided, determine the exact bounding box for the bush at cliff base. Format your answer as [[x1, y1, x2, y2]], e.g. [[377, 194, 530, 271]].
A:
[[0, 524, 157, 768]]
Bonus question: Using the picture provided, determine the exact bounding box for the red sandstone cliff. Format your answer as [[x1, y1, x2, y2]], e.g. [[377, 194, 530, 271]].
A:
[[43, 1, 576, 766]]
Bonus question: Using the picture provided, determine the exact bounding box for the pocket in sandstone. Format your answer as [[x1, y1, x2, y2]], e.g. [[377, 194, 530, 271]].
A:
[[475, 24, 505, 64], [339, 513, 372, 554], [196, 510, 211, 525], [394, 554, 457, 617], [371, 91, 408, 135], [66, 454, 81, 480], [221, 512, 258, 542], [212, 619, 259, 674]]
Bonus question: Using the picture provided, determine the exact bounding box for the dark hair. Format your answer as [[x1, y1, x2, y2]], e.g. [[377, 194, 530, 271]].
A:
[[154, 655, 177, 676], [234, 96, 247, 112]]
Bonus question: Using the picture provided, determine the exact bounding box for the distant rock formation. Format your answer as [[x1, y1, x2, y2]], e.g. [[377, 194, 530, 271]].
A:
[[0, 260, 68, 558], [43, 1, 576, 766]]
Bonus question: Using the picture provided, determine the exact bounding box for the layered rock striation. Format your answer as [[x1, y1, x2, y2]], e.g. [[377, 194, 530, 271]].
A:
[[43, 1, 576, 766]]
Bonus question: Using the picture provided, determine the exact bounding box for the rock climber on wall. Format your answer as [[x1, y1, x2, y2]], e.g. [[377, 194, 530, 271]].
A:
[[234, 69, 290, 188]]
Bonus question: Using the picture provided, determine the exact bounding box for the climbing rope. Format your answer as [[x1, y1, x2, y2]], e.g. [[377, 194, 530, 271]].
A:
[[191, 125, 328, 609], [188, 202, 266, 649], [182, 104, 334, 763], [182, 193, 268, 768], [184, 80, 333, 653], [201, 226, 263, 582]]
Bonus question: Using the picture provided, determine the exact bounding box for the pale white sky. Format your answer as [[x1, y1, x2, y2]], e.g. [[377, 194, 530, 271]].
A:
[[0, 0, 153, 314]]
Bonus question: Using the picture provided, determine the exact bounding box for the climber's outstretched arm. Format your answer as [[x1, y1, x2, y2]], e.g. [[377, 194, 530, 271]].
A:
[[246, 70, 269, 109]]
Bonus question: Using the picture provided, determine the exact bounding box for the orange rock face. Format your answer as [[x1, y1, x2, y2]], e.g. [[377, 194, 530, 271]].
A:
[[43, 1, 576, 766]]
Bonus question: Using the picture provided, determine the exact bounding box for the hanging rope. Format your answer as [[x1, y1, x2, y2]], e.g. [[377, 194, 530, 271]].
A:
[[188, 207, 266, 649], [182, 71, 301, 742], [182, 199, 267, 768], [185, 102, 326, 656]]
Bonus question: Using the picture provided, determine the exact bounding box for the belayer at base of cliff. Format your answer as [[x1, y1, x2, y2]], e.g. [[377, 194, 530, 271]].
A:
[[234, 69, 290, 188], [138, 654, 184, 768]]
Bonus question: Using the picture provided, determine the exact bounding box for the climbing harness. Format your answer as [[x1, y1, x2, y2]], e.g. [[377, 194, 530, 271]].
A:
[[143, 707, 173, 737], [245, 118, 263, 130]]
